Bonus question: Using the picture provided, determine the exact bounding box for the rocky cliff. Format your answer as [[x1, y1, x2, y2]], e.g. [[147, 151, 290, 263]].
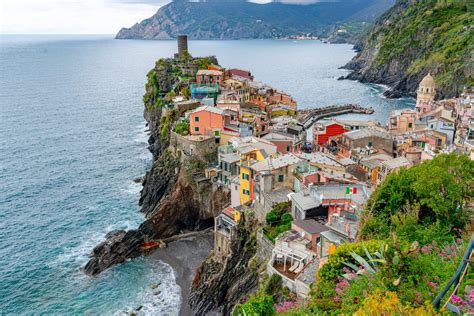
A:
[[344, 0, 473, 99], [116, 0, 394, 41], [189, 214, 259, 315], [84, 56, 227, 276]]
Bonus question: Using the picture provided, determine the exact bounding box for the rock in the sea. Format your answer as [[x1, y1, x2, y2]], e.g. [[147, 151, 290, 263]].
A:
[[133, 177, 143, 184], [383, 89, 402, 99], [337, 76, 345, 80], [84, 229, 144, 276]]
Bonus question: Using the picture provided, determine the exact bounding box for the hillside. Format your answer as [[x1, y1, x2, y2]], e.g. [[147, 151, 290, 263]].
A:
[[345, 0, 473, 99], [116, 0, 394, 41]]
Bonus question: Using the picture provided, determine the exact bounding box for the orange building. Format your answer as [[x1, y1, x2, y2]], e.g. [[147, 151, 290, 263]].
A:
[[268, 91, 297, 108], [189, 106, 230, 136]]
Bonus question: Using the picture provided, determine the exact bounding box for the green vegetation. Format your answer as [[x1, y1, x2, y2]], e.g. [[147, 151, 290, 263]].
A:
[[232, 294, 275, 316], [360, 153, 473, 243], [243, 154, 473, 315], [371, 0, 473, 95], [233, 272, 297, 315], [174, 119, 189, 136], [197, 56, 215, 70], [263, 202, 292, 242], [160, 109, 176, 142]]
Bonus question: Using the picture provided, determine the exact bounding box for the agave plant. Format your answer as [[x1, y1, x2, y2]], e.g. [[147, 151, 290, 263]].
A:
[[343, 242, 387, 276]]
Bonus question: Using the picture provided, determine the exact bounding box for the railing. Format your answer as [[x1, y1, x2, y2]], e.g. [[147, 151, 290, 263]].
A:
[[432, 234, 474, 312]]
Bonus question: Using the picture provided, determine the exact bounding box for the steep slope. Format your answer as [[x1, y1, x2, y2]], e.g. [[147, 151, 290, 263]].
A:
[[84, 56, 230, 276], [345, 0, 473, 98], [116, 0, 394, 41]]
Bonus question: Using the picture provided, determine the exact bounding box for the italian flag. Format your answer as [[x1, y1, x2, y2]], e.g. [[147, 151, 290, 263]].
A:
[[346, 187, 357, 194]]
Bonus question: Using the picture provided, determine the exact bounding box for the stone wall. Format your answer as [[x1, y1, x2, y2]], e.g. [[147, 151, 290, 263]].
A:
[[170, 131, 218, 162], [256, 231, 273, 263]]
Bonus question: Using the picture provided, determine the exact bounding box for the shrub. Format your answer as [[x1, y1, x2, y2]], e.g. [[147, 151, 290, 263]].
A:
[[281, 213, 292, 224], [353, 291, 438, 315], [265, 274, 282, 296], [266, 211, 278, 224], [318, 240, 382, 281], [232, 294, 275, 316], [174, 120, 189, 135]]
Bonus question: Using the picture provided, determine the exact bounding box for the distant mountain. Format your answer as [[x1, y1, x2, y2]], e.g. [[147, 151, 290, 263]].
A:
[[345, 0, 473, 98], [116, 0, 395, 41]]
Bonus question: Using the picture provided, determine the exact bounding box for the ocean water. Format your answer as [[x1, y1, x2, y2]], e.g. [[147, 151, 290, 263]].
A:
[[0, 35, 414, 314]]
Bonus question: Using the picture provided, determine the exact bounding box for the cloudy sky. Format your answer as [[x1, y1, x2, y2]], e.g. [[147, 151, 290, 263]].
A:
[[0, 0, 324, 34]]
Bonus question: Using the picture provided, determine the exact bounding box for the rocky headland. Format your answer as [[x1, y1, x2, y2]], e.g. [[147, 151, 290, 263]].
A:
[[343, 0, 473, 99], [115, 0, 394, 42], [84, 55, 228, 276]]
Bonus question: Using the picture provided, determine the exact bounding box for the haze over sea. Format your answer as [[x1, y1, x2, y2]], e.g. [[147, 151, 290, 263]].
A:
[[0, 35, 414, 314]]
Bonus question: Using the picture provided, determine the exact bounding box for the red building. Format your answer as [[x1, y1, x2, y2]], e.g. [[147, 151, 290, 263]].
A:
[[313, 121, 348, 146]]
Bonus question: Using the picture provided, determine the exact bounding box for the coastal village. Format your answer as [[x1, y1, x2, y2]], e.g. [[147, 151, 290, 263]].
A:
[[151, 36, 474, 305]]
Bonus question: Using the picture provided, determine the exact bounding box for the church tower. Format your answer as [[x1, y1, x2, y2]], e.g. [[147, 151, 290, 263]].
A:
[[416, 73, 436, 113]]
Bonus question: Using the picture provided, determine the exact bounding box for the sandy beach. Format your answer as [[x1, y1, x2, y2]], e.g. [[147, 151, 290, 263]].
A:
[[151, 232, 213, 316]]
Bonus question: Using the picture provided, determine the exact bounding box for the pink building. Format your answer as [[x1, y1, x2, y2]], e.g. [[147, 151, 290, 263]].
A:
[[189, 105, 230, 136], [196, 69, 223, 87], [262, 132, 300, 154]]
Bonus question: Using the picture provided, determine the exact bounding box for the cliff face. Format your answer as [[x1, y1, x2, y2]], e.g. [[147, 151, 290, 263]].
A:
[[345, 0, 473, 99], [189, 216, 259, 315], [84, 56, 228, 276], [116, 0, 394, 41]]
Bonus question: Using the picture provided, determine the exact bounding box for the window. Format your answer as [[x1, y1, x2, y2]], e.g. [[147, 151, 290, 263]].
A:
[[214, 130, 220, 137], [368, 141, 373, 147], [286, 145, 290, 152], [242, 173, 250, 181], [408, 123, 413, 128], [194, 116, 199, 122], [243, 189, 250, 195], [194, 126, 199, 132], [278, 174, 284, 182]]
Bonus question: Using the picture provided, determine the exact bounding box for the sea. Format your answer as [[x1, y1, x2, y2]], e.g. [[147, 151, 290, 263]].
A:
[[0, 35, 414, 314]]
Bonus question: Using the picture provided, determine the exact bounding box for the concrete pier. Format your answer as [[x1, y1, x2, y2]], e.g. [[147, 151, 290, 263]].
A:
[[297, 104, 374, 128]]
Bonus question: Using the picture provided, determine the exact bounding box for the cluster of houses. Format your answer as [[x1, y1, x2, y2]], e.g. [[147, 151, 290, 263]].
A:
[[166, 40, 473, 300]]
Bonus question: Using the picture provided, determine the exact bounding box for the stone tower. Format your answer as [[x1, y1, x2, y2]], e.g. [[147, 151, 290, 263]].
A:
[[416, 73, 436, 113], [177, 35, 188, 58]]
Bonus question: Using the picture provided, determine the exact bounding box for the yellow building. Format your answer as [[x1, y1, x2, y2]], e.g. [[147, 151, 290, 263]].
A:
[[233, 137, 277, 205]]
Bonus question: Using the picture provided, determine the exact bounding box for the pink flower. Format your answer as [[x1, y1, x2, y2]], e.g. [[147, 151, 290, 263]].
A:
[[428, 281, 438, 288], [456, 238, 463, 244], [431, 240, 437, 246], [415, 292, 423, 305], [451, 294, 466, 305], [469, 289, 474, 304], [422, 245, 433, 254]]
